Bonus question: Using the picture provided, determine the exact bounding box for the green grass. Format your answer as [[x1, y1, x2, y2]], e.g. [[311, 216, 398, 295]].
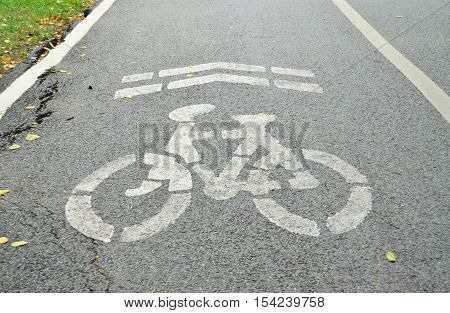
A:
[[0, 0, 94, 76]]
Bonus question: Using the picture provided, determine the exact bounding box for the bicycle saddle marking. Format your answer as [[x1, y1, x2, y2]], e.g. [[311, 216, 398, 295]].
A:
[[169, 104, 216, 122]]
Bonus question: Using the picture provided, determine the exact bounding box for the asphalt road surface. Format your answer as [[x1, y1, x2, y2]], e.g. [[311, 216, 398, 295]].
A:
[[0, 0, 449, 292]]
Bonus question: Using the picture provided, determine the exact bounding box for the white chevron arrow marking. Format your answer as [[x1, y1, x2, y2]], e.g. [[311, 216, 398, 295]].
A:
[[159, 62, 266, 77], [167, 73, 270, 90], [115, 63, 325, 98]]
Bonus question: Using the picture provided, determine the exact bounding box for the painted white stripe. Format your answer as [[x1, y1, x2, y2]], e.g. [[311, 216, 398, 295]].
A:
[[120, 192, 191, 242], [168, 104, 216, 122], [303, 149, 368, 184], [65, 195, 115, 243], [245, 169, 281, 196], [288, 170, 320, 190], [73, 154, 136, 194], [327, 186, 372, 234], [274, 80, 324, 93], [144, 153, 193, 191], [254, 198, 320, 236], [114, 84, 162, 99], [159, 62, 266, 77], [122, 72, 154, 83], [0, 0, 119, 119], [165, 123, 202, 163], [66, 154, 136, 243], [125, 180, 162, 197], [271, 66, 315, 77], [167, 74, 270, 90], [332, 0, 450, 123]]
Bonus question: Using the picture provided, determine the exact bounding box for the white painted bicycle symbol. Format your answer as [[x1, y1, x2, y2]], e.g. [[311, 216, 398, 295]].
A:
[[65, 104, 372, 243]]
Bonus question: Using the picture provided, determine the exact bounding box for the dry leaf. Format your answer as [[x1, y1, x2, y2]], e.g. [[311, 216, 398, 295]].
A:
[[0, 189, 11, 197], [25, 133, 40, 141], [1, 55, 11, 63], [11, 241, 28, 247], [25, 105, 35, 110], [386, 251, 397, 262], [0, 237, 8, 244], [9, 144, 20, 150], [396, 15, 403, 19], [186, 74, 194, 78], [122, 96, 133, 100]]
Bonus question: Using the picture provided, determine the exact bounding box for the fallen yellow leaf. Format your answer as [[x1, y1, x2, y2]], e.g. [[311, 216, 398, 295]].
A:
[[0, 189, 11, 197], [386, 251, 397, 262], [9, 144, 20, 150], [25, 105, 35, 110], [1, 55, 11, 63], [11, 241, 28, 247], [25, 133, 40, 141], [0, 237, 8, 244]]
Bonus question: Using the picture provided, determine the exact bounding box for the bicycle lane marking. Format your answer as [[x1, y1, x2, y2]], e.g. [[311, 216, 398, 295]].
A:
[[114, 63, 324, 98], [332, 0, 450, 123], [64, 104, 372, 242], [66, 153, 193, 243]]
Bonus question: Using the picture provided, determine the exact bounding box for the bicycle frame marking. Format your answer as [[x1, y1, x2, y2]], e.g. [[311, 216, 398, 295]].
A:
[[65, 104, 372, 243]]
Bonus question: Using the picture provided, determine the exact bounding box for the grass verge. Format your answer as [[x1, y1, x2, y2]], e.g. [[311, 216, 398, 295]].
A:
[[0, 0, 94, 77]]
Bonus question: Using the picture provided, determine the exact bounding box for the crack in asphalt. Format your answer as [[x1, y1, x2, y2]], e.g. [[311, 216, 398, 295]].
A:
[[0, 196, 113, 292], [0, 80, 56, 148], [89, 241, 113, 293]]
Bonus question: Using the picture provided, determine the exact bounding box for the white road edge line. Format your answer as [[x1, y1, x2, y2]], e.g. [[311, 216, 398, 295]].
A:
[[0, 0, 119, 120], [332, 0, 450, 123], [159, 62, 266, 77]]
